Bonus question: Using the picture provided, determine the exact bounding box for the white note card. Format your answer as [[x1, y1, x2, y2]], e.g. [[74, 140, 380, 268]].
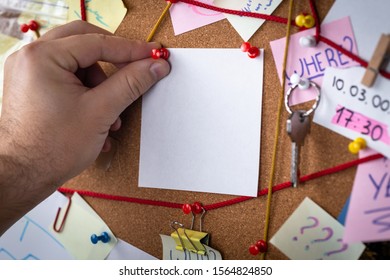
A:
[[213, 0, 283, 41], [139, 48, 263, 196], [313, 67, 390, 158]]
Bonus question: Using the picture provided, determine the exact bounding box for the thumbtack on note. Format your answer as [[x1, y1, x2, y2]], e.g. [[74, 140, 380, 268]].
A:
[[51, 193, 117, 259]]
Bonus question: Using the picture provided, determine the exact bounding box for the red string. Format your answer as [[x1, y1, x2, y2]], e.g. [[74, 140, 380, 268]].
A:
[[308, 0, 320, 43], [60, 1, 386, 212], [58, 153, 383, 211], [176, 0, 390, 80], [178, 0, 297, 26], [80, 0, 87, 21]]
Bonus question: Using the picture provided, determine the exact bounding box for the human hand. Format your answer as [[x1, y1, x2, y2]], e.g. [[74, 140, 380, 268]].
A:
[[1, 20, 170, 188]]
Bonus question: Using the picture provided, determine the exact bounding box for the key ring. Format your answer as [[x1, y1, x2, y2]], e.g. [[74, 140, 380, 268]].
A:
[[284, 81, 321, 117]]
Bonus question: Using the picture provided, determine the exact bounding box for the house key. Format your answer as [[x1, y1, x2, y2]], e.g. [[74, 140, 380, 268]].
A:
[[286, 110, 311, 187]]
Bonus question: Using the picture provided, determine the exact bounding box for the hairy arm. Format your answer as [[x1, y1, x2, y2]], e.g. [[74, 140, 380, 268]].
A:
[[0, 21, 170, 236], [0, 121, 57, 235]]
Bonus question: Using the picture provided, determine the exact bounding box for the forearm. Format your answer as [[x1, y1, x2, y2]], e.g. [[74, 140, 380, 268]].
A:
[[0, 122, 57, 236]]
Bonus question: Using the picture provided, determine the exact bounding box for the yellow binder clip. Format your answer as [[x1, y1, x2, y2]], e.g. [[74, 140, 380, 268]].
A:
[[170, 207, 209, 255]]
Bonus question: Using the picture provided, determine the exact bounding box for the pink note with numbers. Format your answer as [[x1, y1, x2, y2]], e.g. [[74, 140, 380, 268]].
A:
[[344, 149, 390, 243], [313, 67, 390, 159], [331, 105, 390, 145]]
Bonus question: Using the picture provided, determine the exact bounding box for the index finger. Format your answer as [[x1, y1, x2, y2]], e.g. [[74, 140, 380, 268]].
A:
[[46, 34, 160, 72]]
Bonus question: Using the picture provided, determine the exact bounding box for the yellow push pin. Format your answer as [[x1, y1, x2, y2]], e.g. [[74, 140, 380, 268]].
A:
[[348, 137, 367, 154], [295, 14, 315, 28]]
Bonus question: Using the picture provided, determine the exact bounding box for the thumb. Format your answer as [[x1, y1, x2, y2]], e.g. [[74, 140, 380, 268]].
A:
[[91, 58, 170, 119]]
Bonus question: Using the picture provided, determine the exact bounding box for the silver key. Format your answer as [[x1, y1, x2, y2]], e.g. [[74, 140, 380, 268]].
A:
[[286, 110, 311, 187]]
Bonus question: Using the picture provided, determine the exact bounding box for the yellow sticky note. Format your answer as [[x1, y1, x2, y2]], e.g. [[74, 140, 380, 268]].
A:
[[67, 0, 127, 33], [51, 193, 117, 259]]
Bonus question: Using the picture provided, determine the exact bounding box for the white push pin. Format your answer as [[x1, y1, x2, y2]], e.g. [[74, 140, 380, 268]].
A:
[[290, 73, 310, 90], [299, 35, 317, 48]]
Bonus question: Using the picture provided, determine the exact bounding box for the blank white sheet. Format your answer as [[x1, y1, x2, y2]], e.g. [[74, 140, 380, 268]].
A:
[[139, 48, 263, 197]]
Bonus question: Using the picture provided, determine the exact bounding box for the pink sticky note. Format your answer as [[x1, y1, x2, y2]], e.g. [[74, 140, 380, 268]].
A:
[[331, 105, 390, 145], [270, 17, 359, 105], [169, 0, 225, 35], [344, 149, 390, 243]]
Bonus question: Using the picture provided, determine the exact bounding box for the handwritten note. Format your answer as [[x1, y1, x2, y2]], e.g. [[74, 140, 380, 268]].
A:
[[270, 197, 365, 260], [213, 0, 283, 41], [51, 192, 117, 260], [344, 149, 390, 243], [160, 235, 222, 260], [0, 191, 72, 260], [169, 0, 224, 35], [313, 67, 390, 158], [270, 17, 358, 105], [0, 191, 157, 260], [324, 0, 390, 72], [67, 0, 126, 33], [139, 48, 264, 197]]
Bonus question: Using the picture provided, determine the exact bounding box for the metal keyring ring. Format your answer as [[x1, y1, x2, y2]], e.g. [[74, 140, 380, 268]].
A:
[[284, 81, 321, 117]]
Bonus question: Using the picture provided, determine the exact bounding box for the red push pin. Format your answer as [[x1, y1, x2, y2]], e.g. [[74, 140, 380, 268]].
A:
[[182, 203, 192, 215], [247, 47, 260, 58], [192, 202, 203, 214], [151, 48, 170, 60], [249, 240, 268, 255], [249, 244, 260, 255], [20, 20, 41, 38], [256, 240, 268, 253], [241, 42, 251, 52], [240, 42, 260, 59]]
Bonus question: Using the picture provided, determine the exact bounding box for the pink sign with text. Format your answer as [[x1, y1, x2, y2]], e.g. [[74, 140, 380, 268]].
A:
[[270, 17, 359, 105], [344, 149, 390, 243]]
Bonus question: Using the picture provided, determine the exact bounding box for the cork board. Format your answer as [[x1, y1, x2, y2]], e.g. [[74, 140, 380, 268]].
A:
[[63, 0, 370, 260]]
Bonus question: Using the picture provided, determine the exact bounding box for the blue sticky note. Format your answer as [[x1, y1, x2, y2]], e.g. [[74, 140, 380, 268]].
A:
[[338, 196, 351, 226]]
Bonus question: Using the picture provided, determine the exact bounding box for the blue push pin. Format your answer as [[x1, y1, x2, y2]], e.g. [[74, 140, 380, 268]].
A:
[[90, 232, 110, 244]]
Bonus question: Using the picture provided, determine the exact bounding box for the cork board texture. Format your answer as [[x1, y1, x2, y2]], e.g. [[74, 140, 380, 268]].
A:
[[62, 0, 372, 260]]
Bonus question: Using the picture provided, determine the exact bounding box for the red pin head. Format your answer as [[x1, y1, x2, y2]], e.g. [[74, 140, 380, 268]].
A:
[[255, 240, 268, 253], [151, 48, 170, 60], [159, 48, 170, 59], [182, 203, 192, 215], [241, 42, 251, 52], [28, 20, 39, 31], [20, 20, 40, 38], [249, 240, 268, 255], [247, 47, 260, 58], [20, 23, 30, 33], [151, 48, 161, 59], [192, 202, 203, 214], [249, 244, 260, 255]]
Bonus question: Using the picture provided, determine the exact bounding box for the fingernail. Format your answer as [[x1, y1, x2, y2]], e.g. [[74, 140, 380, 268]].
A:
[[150, 61, 170, 80], [147, 41, 161, 49]]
